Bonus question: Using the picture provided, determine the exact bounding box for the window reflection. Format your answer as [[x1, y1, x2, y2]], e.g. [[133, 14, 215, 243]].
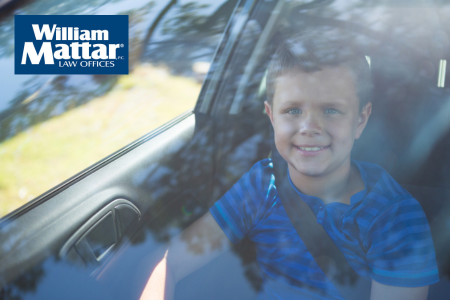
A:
[[0, 0, 237, 218], [3, 0, 450, 300]]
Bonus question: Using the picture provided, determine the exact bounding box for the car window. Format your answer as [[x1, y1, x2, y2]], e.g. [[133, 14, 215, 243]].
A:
[[3, 0, 450, 300], [0, 0, 238, 218]]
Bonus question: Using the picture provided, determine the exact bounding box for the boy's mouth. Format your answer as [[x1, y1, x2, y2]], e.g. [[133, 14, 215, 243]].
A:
[[294, 145, 330, 156], [296, 146, 329, 152]]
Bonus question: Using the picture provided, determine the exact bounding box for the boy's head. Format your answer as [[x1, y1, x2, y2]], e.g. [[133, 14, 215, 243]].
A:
[[266, 30, 372, 110], [264, 30, 373, 178]]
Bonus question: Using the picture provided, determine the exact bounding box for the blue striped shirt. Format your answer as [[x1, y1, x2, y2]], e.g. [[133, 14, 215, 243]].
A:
[[210, 158, 439, 299]]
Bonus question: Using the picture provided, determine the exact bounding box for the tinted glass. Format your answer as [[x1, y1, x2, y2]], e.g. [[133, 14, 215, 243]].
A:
[[3, 0, 450, 299]]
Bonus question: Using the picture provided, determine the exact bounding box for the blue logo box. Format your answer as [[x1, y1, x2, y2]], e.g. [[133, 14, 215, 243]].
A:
[[15, 15, 128, 74]]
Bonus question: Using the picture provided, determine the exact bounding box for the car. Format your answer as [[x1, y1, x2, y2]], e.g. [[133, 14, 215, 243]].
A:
[[1, 0, 450, 299]]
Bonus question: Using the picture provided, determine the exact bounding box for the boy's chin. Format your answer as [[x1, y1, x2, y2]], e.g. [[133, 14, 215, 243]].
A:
[[288, 162, 329, 177]]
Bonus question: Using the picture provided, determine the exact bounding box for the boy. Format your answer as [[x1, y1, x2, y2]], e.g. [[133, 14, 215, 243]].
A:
[[141, 32, 439, 300]]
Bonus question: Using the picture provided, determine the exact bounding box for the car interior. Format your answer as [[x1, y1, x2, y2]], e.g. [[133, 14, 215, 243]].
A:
[[1, 0, 450, 299]]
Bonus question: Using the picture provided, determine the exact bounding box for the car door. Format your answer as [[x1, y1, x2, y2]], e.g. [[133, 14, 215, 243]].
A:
[[2, 0, 450, 300]]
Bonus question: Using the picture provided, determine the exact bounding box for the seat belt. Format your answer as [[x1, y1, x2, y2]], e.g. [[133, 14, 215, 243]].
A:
[[270, 130, 371, 300]]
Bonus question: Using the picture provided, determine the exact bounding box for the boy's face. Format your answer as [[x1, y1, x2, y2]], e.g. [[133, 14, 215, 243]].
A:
[[265, 67, 371, 178]]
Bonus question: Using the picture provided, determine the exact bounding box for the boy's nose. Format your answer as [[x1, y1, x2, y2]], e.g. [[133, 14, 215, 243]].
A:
[[299, 114, 322, 137]]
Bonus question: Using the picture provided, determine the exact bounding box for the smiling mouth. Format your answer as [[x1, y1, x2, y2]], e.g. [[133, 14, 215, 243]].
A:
[[295, 146, 329, 152]]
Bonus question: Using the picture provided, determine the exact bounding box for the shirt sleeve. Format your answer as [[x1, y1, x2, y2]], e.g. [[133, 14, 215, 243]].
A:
[[364, 195, 439, 287], [209, 159, 276, 244]]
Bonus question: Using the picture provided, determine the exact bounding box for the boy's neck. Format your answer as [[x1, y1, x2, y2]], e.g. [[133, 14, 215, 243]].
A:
[[288, 159, 363, 205]]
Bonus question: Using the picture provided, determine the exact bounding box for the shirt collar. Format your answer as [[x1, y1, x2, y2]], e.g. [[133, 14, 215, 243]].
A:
[[286, 160, 369, 208]]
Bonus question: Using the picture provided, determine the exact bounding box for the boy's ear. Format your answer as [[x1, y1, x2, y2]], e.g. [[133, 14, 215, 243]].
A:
[[355, 102, 372, 139], [264, 101, 274, 126]]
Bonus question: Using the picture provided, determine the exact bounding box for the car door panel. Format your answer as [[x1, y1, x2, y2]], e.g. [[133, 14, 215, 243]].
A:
[[0, 0, 249, 298], [1, 0, 251, 296]]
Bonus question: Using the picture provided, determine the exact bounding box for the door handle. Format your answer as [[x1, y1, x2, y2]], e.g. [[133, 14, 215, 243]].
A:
[[60, 199, 140, 265]]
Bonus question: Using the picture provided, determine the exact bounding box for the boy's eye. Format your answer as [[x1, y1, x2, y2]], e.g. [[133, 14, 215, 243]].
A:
[[324, 109, 339, 114], [287, 108, 301, 114]]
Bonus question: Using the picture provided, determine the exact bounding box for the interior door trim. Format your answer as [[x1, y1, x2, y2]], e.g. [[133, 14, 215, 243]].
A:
[[59, 198, 140, 259]]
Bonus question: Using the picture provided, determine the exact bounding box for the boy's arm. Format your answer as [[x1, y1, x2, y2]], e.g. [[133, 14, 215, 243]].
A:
[[370, 280, 429, 300], [140, 212, 231, 300]]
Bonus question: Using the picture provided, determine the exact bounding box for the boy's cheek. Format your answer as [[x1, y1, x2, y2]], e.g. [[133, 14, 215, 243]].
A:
[[274, 129, 297, 147], [274, 134, 293, 156], [274, 119, 298, 134]]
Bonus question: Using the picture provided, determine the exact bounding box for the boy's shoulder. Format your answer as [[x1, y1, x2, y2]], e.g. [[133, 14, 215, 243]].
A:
[[253, 157, 274, 169], [245, 158, 275, 185], [353, 162, 426, 233], [354, 160, 413, 201]]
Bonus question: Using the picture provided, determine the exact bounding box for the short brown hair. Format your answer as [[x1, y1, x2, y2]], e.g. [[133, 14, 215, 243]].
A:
[[266, 30, 373, 111]]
